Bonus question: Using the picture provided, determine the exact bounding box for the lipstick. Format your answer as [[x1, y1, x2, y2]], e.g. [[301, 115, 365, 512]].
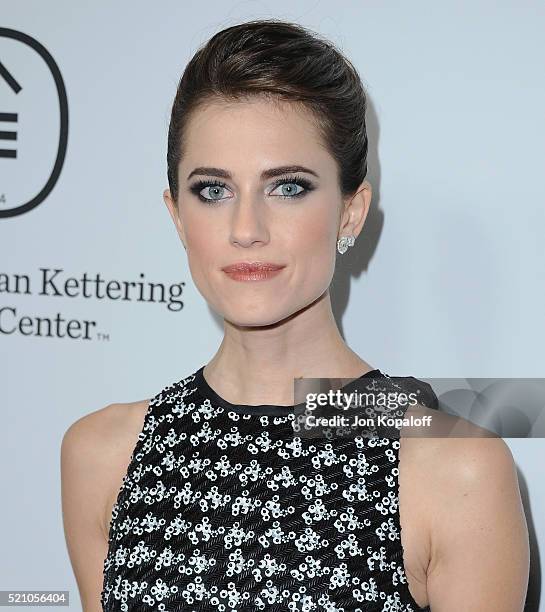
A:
[[222, 261, 285, 282]]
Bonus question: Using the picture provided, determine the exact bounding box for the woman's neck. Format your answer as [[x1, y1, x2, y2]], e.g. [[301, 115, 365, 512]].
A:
[[203, 291, 374, 407]]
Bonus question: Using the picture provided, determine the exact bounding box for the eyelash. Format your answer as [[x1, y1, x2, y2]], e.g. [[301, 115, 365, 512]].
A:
[[189, 175, 315, 204]]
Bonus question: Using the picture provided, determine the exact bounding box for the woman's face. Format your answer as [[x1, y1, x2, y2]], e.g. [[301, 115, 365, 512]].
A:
[[163, 97, 371, 327]]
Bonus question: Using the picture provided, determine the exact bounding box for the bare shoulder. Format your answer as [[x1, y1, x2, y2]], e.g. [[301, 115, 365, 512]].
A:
[[61, 398, 151, 611], [402, 401, 522, 527], [73, 399, 151, 533], [401, 403, 529, 610], [62, 398, 151, 483], [409, 409, 520, 502], [104, 400, 151, 537]]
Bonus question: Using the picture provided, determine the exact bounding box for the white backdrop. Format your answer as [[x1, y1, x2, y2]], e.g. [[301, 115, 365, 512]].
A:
[[1, 1, 543, 609]]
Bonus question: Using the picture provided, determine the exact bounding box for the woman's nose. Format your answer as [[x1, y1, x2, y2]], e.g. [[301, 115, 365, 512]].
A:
[[229, 195, 270, 248]]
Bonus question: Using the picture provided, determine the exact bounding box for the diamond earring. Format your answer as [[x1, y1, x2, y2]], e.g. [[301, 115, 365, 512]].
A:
[[337, 235, 355, 254]]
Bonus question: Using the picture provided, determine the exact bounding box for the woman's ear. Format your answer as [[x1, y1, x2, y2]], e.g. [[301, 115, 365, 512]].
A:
[[338, 180, 372, 239], [163, 188, 187, 250]]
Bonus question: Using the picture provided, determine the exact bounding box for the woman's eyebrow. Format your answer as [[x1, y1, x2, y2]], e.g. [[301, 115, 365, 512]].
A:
[[186, 165, 320, 181]]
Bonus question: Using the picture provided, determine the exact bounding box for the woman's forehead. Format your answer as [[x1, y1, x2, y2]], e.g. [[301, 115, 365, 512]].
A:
[[182, 99, 332, 175]]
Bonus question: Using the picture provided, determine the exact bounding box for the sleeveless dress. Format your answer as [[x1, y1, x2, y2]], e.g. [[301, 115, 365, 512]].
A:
[[101, 365, 436, 611]]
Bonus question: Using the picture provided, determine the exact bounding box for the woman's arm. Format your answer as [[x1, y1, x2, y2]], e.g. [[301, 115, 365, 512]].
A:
[[60, 405, 120, 612], [426, 436, 530, 611]]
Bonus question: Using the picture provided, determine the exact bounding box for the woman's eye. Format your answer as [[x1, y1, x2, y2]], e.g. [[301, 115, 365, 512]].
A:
[[200, 184, 230, 202], [270, 181, 305, 198], [190, 177, 313, 204], [190, 182, 233, 203]]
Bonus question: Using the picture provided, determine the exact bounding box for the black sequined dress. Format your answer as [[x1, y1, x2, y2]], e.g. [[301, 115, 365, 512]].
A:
[[101, 365, 435, 611]]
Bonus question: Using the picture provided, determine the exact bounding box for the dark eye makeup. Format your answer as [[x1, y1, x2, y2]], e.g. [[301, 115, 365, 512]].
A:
[[188, 175, 316, 204]]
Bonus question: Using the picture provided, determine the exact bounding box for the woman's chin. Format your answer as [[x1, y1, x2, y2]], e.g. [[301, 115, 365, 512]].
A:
[[222, 308, 292, 330]]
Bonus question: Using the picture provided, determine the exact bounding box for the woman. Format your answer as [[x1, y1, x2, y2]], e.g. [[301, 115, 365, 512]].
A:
[[61, 19, 529, 611]]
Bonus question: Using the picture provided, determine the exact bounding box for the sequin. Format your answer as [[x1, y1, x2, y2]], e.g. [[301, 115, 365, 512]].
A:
[[101, 367, 434, 611]]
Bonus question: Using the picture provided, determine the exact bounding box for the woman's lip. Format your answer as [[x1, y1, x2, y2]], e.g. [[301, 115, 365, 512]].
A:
[[222, 267, 285, 282], [222, 262, 285, 273]]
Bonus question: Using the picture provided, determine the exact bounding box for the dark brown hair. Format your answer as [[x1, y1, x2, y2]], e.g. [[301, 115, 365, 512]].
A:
[[166, 18, 368, 203]]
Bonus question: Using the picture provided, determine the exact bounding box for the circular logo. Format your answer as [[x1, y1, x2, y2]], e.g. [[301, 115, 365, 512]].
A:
[[0, 28, 68, 218]]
